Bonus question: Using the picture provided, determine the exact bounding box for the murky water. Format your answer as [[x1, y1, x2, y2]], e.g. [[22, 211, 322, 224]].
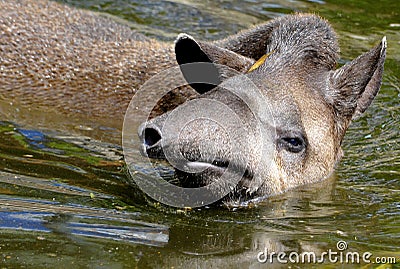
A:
[[1, 0, 399, 268]]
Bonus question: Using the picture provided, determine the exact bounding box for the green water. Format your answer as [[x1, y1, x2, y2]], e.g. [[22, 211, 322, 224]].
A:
[[1, 0, 399, 268]]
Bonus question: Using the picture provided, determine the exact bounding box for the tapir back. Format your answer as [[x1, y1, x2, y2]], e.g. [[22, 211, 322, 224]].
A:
[[0, 0, 176, 119]]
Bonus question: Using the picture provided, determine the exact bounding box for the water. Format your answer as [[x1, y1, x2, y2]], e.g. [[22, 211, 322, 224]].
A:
[[1, 0, 399, 268]]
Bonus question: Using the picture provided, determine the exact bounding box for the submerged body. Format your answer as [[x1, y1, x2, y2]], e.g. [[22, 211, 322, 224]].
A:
[[0, 0, 386, 205], [0, 0, 180, 119]]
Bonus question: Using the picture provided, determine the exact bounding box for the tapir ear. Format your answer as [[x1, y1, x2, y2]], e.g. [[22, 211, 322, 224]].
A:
[[175, 33, 254, 94], [326, 37, 387, 119]]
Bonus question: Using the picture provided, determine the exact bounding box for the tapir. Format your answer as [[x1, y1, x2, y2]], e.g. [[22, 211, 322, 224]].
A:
[[0, 0, 386, 205], [138, 15, 386, 204]]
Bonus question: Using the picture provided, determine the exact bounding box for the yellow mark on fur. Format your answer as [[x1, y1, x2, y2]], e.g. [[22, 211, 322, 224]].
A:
[[247, 51, 274, 73]]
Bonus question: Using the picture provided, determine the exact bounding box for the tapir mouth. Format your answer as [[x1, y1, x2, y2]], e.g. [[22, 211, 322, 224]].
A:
[[184, 158, 230, 171], [176, 157, 258, 206], [176, 156, 254, 188], [142, 143, 257, 204]]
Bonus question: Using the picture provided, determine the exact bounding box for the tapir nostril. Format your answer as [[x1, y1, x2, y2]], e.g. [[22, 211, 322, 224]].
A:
[[144, 127, 162, 147]]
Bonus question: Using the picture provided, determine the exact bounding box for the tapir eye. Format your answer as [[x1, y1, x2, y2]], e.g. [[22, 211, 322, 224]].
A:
[[279, 136, 306, 153]]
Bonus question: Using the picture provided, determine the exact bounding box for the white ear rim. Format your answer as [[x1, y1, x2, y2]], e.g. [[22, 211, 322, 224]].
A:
[[175, 33, 196, 45], [381, 36, 387, 49]]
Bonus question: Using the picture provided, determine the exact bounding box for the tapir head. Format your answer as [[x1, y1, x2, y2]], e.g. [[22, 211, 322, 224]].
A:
[[138, 14, 386, 204]]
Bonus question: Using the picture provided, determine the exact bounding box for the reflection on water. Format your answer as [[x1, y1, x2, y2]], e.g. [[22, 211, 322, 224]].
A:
[[0, 199, 168, 246], [1, 0, 399, 267]]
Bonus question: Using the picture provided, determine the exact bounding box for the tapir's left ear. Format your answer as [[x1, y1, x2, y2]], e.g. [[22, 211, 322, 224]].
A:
[[175, 34, 254, 94], [326, 37, 387, 119]]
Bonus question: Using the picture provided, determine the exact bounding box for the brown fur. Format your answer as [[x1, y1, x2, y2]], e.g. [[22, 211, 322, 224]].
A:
[[0, 0, 182, 119]]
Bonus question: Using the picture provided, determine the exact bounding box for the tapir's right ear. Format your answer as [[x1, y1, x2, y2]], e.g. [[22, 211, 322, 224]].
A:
[[175, 34, 254, 94], [326, 37, 387, 119]]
